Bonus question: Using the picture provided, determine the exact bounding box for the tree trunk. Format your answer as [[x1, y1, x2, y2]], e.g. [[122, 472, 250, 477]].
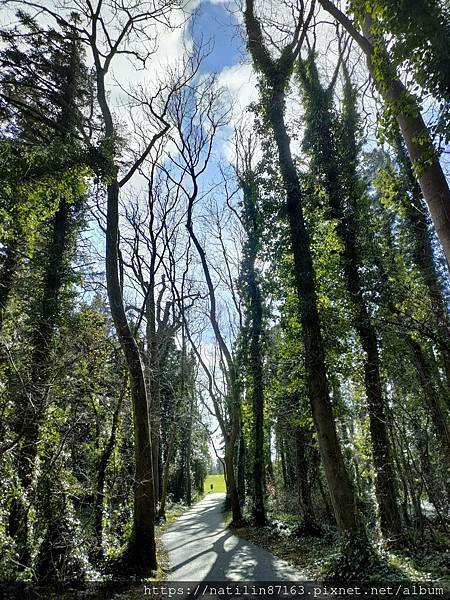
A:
[[10, 199, 70, 565], [185, 393, 193, 506], [406, 336, 450, 469], [266, 427, 274, 484], [224, 441, 243, 525], [267, 85, 360, 536], [241, 179, 266, 525], [186, 187, 243, 523], [0, 239, 18, 331], [391, 433, 412, 528], [298, 61, 402, 541], [146, 276, 161, 510], [359, 324, 402, 540], [278, 431, 289, 489], [94, 376, 126, 557], [340, 213, 402, 540], [95, 45, 157, 568], [392, 86, 450, 268], [237, 433, 246, 505], [396, 140, 450, 387], [159, 422, 177, 519], [105, 181, 156, 572], [250, 320, 266, 523], [294, 425, 316, 528]]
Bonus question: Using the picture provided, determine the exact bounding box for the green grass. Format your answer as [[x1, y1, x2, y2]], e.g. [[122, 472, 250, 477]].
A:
[[204, 473, 226, 493]]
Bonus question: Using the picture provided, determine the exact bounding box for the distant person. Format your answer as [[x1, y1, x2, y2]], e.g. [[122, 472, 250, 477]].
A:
[[210, 483, 214, 492]]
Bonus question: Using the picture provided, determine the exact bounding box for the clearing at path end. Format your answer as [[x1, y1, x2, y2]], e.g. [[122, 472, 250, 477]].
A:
[[161, 493, 306, 581]]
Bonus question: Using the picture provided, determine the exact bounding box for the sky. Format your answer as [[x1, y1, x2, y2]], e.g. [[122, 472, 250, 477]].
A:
[[188, 0, 259, 158], [189, 1, 242, 74]]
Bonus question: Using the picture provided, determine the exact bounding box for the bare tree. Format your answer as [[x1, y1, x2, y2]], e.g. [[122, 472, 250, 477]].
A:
[[121, 145, 185, 512], [163, 78, 247, 524]]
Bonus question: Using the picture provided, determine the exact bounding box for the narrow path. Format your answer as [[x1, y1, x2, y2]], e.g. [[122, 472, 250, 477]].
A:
[[162, 493, 306, 581]]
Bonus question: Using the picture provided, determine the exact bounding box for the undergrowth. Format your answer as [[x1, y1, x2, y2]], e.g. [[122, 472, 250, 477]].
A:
[[234, 513, 450, 582]]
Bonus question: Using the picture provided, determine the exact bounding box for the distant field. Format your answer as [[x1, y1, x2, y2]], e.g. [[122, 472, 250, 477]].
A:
[[204, 474, 226, 493]]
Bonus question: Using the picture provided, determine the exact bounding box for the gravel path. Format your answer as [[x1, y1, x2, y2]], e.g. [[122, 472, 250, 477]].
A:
[[161, 493, 306, 581]]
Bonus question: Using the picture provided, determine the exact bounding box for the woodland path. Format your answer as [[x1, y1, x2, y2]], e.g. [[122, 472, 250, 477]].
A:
[[161, 493, 306, 581]]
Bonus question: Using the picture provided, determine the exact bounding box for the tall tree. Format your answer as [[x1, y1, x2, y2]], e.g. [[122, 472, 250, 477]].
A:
[[0, 19, 90, 564], [236, 133, 267, 526], [172, 80, 242, 525], [21, 0, 189, 572], [297, 54, 402, 542], [244, 0, 361, 538]]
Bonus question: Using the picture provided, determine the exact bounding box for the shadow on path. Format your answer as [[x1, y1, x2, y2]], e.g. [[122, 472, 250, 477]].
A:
[[162, 493, 306, 581]]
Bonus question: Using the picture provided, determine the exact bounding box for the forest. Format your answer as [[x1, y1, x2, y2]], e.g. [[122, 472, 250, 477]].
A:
[[0, 0, 449, 593]]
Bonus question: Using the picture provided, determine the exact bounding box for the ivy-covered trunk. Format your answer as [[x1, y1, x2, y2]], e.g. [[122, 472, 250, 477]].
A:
[[318, 0, 450, 268], [298, 59, 402, 541], [267, 85, 360, 536], [146, 274, 161, 508], [294, 424, 316, 528], [237, 432, 246, 504], [338, 169, 402, 542], [185, 394, 193, 506], [240, 176, 266, 525], [406, 336, 450, 469], [159, 422, 177, 519], [94, 376, 125, 557], [0, 240, 17, 330], [224, 439, 243, 525], [396, 141, 450, 389], [10, 198, 71, 565]]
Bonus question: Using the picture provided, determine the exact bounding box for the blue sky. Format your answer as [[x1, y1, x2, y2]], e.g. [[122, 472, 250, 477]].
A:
[[189, 1, 243, 75]]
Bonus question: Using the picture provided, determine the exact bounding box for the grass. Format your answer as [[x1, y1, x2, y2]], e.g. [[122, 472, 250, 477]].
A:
[[203, 473, 226, 494]]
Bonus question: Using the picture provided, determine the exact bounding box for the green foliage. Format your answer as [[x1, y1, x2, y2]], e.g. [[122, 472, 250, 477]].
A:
[[350, 0, 450, 147]]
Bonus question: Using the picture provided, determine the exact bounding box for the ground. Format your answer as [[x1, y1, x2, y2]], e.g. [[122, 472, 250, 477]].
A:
[[234, 518, 450, 582], [162, 493, 306, 581]]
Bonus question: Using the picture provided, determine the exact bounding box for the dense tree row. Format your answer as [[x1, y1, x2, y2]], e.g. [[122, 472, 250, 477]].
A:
[[0, 0, 448, 587]]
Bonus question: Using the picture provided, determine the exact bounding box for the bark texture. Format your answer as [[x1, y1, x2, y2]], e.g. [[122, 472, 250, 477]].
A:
[[297, 61, 402, 540], [9, 198, 71, 565], [105, 181, 157, 571]]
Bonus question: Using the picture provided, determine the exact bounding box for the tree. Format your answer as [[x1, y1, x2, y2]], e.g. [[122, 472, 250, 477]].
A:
[[318, 0, 450, 268], [244, 0, 362, 538], [235, 130, 267, 526], [297, 52, 402, 542], [0, 17, 90, 566], [8, 0, 190, 573], [166, 78, 245, 524]]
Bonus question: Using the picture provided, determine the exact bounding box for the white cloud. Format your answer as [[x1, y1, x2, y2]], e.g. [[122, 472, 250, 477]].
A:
[[215, 61, 259, 160], [217, 61, 258, 117]]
